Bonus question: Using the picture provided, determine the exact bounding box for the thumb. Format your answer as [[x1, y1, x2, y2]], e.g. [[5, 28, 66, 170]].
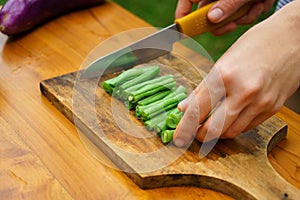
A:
[[207, 0, 250, 23]]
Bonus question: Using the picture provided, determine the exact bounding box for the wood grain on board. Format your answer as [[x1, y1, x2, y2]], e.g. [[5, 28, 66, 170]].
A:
[[1, 1, 299, 199], [40, 52, 300, 199]]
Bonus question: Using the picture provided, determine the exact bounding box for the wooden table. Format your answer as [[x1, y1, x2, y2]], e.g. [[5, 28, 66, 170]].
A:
[[0, 2, 299, 199]]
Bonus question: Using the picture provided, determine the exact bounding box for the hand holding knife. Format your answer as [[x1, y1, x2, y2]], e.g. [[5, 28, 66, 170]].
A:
[[82, 1, 253, 79]]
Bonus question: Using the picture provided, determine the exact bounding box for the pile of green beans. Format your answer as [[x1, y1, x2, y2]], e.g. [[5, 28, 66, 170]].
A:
[[102, 65, 186, 144]]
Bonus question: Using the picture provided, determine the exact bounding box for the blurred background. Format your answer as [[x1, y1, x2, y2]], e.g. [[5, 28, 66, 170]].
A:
[[0, 0, 275, 61]]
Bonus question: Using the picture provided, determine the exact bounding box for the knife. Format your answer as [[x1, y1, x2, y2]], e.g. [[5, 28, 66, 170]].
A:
[[81, 2, 252, 79]]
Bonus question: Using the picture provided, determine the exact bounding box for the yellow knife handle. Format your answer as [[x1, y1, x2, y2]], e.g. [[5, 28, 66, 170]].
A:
[[175, 2, 253, 37]]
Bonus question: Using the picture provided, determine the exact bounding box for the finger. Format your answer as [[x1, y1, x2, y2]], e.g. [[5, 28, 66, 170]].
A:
[[220, 104, 259, 139], [236, 2, 264, 25], [210, 22, 237, 36], [210, 1, 264, 36], [173, 92, 201, 147], [222, 92, 284, 138], [196, 87, 253, 142], [263, 0, 276, 13], [178, 79, 211, 113], [195, 98, 229, 142], [207, 0, 250, 23], [244, 102, 283, 131], [174, 67, 227, 146], [175, 0, 200, 19], [179, 66, 225, 113], [177, 93, 192, 112], [174, 84, 215, 147], [197, 0, 213, 8], [243, 113, 274, 133]]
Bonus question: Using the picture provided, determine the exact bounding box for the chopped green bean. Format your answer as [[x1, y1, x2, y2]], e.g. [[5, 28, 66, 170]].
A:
[[128, 77, 176, 103], [102, 66, 157, 95], [137, 90, 172, 106], [166, 108, 183, 129], [161, 130, 175, 144]]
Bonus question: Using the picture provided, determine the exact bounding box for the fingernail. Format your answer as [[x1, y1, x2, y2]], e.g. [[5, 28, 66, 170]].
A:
[[174, 138, 186, 147], [208, 8, 223, 22], [178, 99, 187, 110]]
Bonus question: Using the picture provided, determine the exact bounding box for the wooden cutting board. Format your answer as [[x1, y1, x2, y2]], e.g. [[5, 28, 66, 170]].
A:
[[40, 50, 300, 200]]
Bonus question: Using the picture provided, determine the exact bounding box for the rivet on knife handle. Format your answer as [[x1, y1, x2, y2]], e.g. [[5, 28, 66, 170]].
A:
[[174, 2, 253, 37]]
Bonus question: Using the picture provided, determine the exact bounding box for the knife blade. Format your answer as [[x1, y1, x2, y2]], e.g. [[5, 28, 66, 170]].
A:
[[81, 2, 252, 79]]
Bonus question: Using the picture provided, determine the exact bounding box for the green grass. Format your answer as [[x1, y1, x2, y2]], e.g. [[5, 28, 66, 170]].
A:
[[112, 0, 274, 61]]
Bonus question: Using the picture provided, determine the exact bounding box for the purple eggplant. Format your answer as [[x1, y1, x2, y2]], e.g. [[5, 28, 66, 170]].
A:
[[0, 0, 106, 36]]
